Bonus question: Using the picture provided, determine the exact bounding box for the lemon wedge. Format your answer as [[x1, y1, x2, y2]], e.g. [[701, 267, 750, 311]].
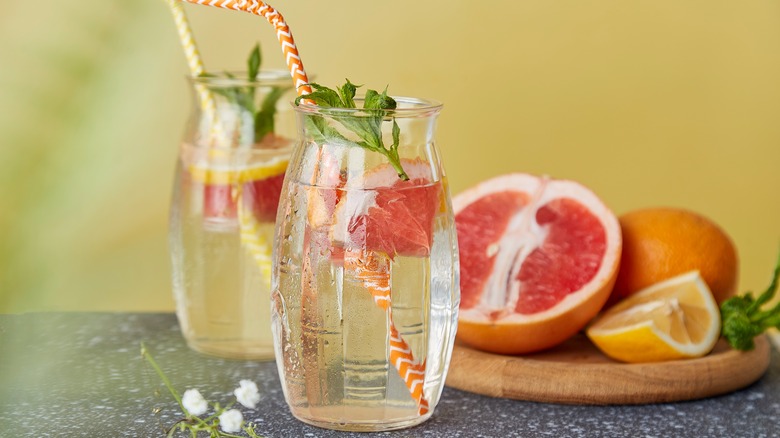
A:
[[587, 271, 721, 363]]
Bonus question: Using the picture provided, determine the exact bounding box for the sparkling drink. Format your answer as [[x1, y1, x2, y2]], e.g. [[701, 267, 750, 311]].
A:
[[272, 97, 460, 431], [170, 143, 289, 359], [169, 71, 296, 360]]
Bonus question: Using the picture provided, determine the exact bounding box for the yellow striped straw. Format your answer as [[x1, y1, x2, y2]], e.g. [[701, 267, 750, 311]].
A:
[[165, 0, 275, 283], [164, 0, 223, 143], [237, 192, 274, 281]]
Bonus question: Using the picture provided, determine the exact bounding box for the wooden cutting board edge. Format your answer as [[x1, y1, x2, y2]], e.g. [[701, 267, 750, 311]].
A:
[[445, 335, 771, 405]]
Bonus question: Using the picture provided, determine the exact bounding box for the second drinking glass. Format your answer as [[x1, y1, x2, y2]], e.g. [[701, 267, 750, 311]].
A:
[[169, 70, 296, 360]]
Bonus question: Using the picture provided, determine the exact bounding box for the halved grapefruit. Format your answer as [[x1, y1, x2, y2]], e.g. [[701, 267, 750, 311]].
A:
[[454, 174, 621, 354]]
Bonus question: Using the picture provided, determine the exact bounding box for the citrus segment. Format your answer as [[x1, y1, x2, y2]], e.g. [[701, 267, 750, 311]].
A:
[[190, 157, 289, 223], [517, 198, 607, 314], [331, 159, 441, 258], [243, 171, 286, 222], [456, 191, 528, 309], [454, 174, 621, 354], [587, 271, 721, 363]]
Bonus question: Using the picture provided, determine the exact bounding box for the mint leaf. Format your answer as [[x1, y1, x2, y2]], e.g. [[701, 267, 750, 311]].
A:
[[391, 119, 400, 152], [295, 80, 409, 180], [305, 115, 348, 145], [721, 248, 780, 350], [363, 86, 396, 111], [202, 43, 290, 142], [248, 43, 261, 82], [254, 85, 286, 140], [338, 79, 358, 108], [295, 83, 343, 107]]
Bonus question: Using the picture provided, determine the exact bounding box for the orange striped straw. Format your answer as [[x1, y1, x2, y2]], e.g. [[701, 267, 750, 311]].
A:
[[344, 249, 430, 415], [182, 0, 312, 96], [180, 0, 428, 415]]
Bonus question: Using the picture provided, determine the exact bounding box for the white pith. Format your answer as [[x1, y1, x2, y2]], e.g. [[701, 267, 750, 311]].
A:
[[454, 174, 621, 324]]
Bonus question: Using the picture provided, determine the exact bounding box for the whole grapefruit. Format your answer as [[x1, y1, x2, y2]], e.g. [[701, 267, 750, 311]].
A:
[[611, 207, 738, 305]]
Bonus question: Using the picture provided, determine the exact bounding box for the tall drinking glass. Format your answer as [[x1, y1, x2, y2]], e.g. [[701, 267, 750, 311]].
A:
[[272, 97, 460, 431], [169, 71, 296, 360]]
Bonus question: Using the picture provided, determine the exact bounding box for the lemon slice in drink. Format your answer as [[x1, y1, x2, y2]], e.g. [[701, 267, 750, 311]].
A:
[[586, 271, 721, 363], [188, 155, 289, 185]]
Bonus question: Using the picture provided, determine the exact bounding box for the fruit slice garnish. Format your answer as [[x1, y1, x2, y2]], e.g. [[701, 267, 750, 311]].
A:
[[454, 174, 621, 354], [189, 155, 289, 223], [330, 158, 442, 258], [586, 271, 721, 363], [189, 155, 289, 185]]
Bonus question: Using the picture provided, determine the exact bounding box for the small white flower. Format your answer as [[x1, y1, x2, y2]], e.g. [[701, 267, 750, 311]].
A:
[[219, 409, 243, 433], [181, 389, 208, 416], [233, 380, 261, 409]]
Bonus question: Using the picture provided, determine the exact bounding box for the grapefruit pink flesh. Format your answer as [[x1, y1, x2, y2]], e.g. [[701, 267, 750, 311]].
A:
[[457, 191, 608, 317], [201, 172, 286, 223], [330, 160, 441, 259], [456, 191, 528, 309], [517, 199, 607, 314], [243, 172, 286, 222], [453, 174, 621, 354], [346, 179, 441, 258]]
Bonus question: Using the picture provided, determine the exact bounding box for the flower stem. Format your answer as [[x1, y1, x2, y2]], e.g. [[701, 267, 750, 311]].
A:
[[141, 343, 186, 413]]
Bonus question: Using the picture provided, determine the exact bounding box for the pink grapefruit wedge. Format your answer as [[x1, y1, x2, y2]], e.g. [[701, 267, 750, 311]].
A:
[[330, 159, 442, 258], [454, 174, 621, 354]]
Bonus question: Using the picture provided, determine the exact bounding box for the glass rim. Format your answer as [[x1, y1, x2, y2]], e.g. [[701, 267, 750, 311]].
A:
[[292, 96, 443, 118], [188, 69, 294, 88]]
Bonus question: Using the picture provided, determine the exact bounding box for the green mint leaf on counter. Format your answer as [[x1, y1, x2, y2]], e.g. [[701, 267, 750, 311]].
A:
[[295, 80, 409, 181], [720, 248, 780, 350]]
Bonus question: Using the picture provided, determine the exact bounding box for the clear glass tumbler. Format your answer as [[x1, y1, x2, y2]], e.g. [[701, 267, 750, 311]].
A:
[[271, 97, 460, 431], [169, 71, 296, 360]]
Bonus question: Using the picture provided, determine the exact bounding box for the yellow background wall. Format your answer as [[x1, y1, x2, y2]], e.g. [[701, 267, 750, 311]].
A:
[[1, 1, 779, 312]]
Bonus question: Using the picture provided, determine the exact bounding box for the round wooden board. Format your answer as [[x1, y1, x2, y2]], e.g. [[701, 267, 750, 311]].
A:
[[445, 334, 771, 405]]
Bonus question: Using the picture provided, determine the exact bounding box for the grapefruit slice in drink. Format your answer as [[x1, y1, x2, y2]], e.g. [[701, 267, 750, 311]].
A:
[[323, 158, 443, 259], [189, 154, 289, 223], [454, 174, 621, 354]]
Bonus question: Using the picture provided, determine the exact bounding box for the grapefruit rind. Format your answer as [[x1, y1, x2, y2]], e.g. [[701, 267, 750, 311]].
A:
[[586, 271, 721, 363], [454, 173, 622, 354]]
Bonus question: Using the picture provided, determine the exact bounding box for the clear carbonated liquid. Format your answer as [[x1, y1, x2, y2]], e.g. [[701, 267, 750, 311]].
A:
[[272, 179, 459, 430], [170, 145, 288, 360]]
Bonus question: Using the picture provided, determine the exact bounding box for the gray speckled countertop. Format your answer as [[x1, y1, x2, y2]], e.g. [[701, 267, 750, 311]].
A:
[[0, 313, 778, 438]]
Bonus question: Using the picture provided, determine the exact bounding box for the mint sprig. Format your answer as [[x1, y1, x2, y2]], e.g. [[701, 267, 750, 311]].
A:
[[203, 43, 287, 142], [295, 80, 409, 181], [720, 248, 780, 350]]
